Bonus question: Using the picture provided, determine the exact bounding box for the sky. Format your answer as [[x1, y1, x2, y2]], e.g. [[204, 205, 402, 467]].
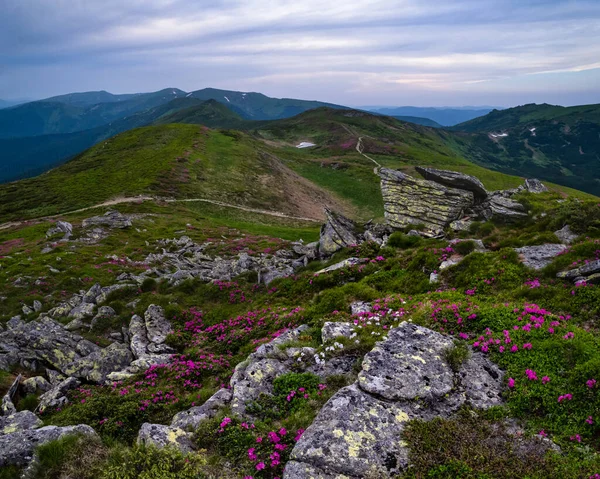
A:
[[1, 0, 600, 107]]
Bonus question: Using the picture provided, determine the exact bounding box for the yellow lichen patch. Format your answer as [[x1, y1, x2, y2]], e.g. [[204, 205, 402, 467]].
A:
[[410, 354, 426, 364], [333, 429, 344, 438], [395, 410, 410, 423], [343, 430, 376, 458], [167, 428, 187, 443]]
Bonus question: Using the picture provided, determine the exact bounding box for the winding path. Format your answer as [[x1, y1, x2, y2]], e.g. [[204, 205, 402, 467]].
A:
[[0, 196, 321, 231], [356, 137, 382, 168]]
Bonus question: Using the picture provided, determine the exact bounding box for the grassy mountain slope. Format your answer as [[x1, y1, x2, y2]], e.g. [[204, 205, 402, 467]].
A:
[[0, 99, 246, 184], [0, 88, 189, 139], [188, 87, 348, 120], [449, 103, 600, 195], [0, 124, 349, 222]]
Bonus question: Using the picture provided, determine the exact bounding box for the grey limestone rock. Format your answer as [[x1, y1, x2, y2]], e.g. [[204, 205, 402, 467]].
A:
[[416, 166, 488, 199], [515, 244, 567, 270], [171, 388, 233, 431], [379, 168, 474, 233], [0, 425, 98, 467], [557, 259, 600, 280], [525, 178, 549, 193], [82, 210, 132, 229], [321, 322, 354, 342], [144, 304, 172, 344], [554, 225, 578, 245], [22, 376, 51, 396], [137, 423, 195, 454], [1, 410, 42, 435], [37, 377, 81, 413], [319, 208, 360, 256]]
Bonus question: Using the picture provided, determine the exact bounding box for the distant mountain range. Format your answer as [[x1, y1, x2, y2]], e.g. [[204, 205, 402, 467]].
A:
[[1, 88, 599, 196], [365, 106, 495, 126], [449, 103, 600, 194], [0, 98, 33, 109]]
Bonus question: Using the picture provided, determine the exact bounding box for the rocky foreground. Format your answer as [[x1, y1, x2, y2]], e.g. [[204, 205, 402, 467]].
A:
[[2, 167, 600, 477]]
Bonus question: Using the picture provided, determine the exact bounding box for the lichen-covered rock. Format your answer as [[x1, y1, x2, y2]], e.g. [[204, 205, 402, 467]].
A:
[[37, 377, 81, 413], [0, 425, 98, 467], [485, 195, 527, 221], [68, 302, 96, 320], [319, 209, 360, 256], [515, 244, 567, 270], [144, 304, 171, 344], [46, 220, 73, 241], [171, 388, 232, 431], [137, 423, 195, 453], [350, 301, 372, 315], [449, 219, 473, 232], [22, 376, 51, 396], [525, 178, 549, 193], [322, 322, 354, 342], [82, 210, 132, 229], [557, 259, 600, 280], [289, 384, 411, 477], [416, 167, 488, 199], [1, 375, 20, 416], [554, 225, 578, 245], [379, 168, 474, 232], [358, 323, 454, 401], [129, 314, 150, 358], [1, 411, 42, 435], [315, 258, 362, 275], [284, 322, 504, 479], [63, 342, 133, 383]]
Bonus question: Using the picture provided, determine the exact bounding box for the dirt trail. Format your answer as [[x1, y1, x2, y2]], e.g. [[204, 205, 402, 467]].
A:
[[356, 137, 382, 168], [0, 196, 321, 232]]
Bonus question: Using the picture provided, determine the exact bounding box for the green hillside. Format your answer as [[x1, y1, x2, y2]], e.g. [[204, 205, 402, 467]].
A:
[[188, 87, 348, 120], [450, 103, 600, 195], [393, 115, 442, 128]]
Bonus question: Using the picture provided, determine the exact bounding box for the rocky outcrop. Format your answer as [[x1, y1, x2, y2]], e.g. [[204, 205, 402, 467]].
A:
[[171, 388, 232, 431], [284, 322, 504, 478], [319, 209, 360, 256], [515, 244, 567, 270], [46, 221, 73, 241], [415, 167, 487, 199], [379, 168, 474, 233], [483, 195, 528, 221]]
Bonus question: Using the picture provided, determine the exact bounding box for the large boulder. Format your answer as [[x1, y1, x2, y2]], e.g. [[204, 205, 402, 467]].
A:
[[554, 225, 578, 245], [416, 167, 488, 199], [37, 377, 81, 413], [379, 168, 474, 233], [557, 259, 600, 280], [63, 342, 133, 383], [144, 305, 171, 345], [319, 208, 360, 256], [284, 322, 504, 479], [0, 425, 98, 467], [484, 195, 528, 221]]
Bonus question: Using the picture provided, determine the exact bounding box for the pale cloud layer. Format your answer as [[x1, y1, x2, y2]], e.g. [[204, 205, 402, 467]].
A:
[[1, 0, 599, 106]]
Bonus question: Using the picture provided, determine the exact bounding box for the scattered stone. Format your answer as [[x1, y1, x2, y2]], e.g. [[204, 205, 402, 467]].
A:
[[557, 259, 600, 280], [1, 375, 21, 416], [485, 195, 528, 221], [171, 388, 233, 431], [90, 306, 116, 330], [524, 178, 549, 193], [554, 225, 578, 245], [137, 423, 195, 454], [37, 377, 80, 413], [82, 210, 132, 229], [449, 238, 487, 252], [1, 410, 42, 435], [315, 258, 362, 275], [515, 244, 567, 270], [22, 304, 34, 315], [144, 305, 171, 345], [33, 300, 43, 313], [68, 302, 96, 320], [321, 322, 354, 342], [22, 376, 51, 396], [46, 221, 73, 241], [350, 301, 372, 315], [449, 219, 473, 232]]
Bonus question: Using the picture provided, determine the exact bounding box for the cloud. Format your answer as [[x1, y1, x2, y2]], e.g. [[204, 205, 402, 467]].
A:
[[0, 0, 599, 106]]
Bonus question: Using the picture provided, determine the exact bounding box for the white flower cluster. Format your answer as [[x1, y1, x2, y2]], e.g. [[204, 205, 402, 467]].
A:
[[314, 352, 326, 365], [324, 342, 344, 353]]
